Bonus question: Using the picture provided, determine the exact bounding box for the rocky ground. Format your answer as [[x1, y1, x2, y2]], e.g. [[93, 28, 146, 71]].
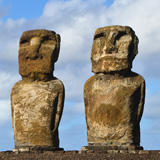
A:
[[0, 150, 160, 160]]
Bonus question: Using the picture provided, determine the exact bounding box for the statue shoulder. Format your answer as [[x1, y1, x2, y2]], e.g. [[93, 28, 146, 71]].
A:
[[84, 76, 95, 91], [50, 78, 65, 91], [11, 80, 24, 90], [11, 80, 23, 95], [130, 71, 145, 85]]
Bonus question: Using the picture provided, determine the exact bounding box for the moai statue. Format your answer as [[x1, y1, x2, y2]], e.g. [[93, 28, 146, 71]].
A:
[[82, 26, 145, 151], [11, 30, 65, 152]]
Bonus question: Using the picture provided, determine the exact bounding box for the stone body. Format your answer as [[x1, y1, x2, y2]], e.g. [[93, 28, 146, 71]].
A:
[[83, 26, 145, 150], [11, 29, 64, 150]]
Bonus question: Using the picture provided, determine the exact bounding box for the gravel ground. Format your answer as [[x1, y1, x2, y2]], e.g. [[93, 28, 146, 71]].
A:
[[0, 150, 160, 160]]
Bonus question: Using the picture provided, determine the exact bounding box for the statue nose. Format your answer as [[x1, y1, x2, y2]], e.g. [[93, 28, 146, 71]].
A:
[[26, 45, 40, 60], [26, 52, 38, 60], [26, 37, 42, 60], [103, 32, 117, 54]]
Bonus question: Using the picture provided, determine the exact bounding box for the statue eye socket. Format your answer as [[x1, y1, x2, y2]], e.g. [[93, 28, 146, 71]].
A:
[[42, 40, 56, 46], [94, 33, 105, 40], [20, 40, 30, 47]]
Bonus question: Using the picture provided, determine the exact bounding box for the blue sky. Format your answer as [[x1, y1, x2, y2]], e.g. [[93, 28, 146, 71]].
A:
[[1, 0, 49, 20], [0, 0, 160, 151]]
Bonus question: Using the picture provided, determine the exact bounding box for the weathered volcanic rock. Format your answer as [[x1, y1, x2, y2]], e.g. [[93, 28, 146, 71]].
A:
[[11, 29, 65, 151], [18, 29, 60, 81], [83, 26, 145, 150], [91, 26, 138, 73]]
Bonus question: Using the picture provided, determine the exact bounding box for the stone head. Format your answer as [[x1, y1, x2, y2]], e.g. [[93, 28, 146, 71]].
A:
[[91, 26, 139, 73], [19, 29, 60, 81]]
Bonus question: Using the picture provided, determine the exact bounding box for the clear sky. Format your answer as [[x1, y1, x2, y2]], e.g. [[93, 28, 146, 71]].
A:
[[0, 0, 160, 151]]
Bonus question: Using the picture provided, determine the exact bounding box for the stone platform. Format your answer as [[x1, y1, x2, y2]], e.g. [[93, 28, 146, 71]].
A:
[[0, 150, 160, 160], [81, 145, 143, 152], [13, 146, 64, 152]]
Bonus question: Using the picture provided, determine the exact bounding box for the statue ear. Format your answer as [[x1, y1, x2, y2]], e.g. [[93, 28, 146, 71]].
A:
[[56, 34, 61, 43]]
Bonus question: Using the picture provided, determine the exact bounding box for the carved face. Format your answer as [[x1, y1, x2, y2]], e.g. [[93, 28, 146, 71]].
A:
[[19, 29, 60, 79], [91, 26, 138, 73]]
